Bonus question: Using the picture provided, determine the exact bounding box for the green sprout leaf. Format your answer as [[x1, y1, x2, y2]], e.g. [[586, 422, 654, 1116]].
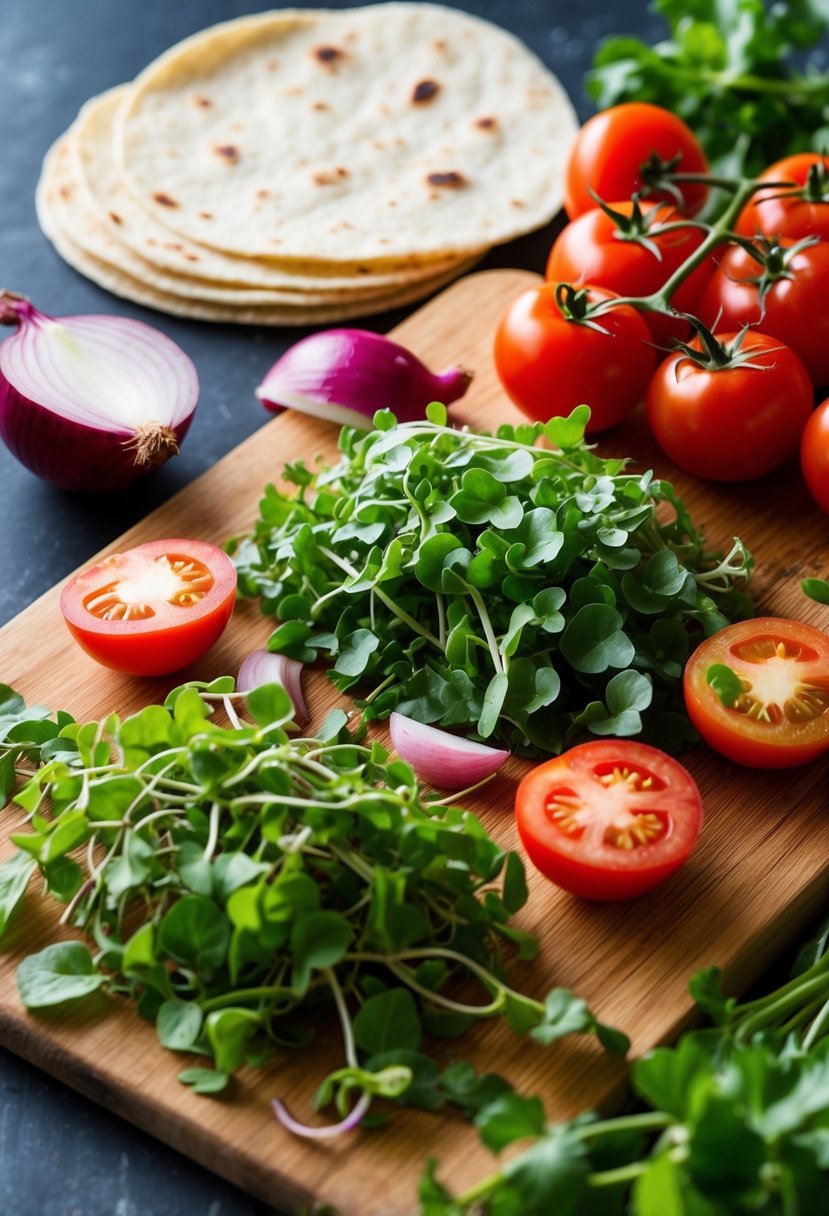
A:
[[17, 942, 105, 1008]]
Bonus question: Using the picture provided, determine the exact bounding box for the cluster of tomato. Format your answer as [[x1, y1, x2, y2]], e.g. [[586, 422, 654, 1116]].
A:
[[494, 101, 829, 505]]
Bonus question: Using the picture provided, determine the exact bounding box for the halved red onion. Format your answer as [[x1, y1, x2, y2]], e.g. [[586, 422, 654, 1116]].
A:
[[256, 328, 472, 429], [0, 292, 197, 492], [389, 712, 509, 789], [237, 649, 309, 729]]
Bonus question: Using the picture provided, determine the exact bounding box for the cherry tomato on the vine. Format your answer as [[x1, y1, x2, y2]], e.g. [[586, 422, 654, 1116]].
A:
[[735, 154, 829, 241], [698, 239, 829, 386], [515, 740, 703, 901], [802, 398, 829, 514], [563, 103, 709, 220], [60, 538, 237, 676], [646, 330, 813, 481], [546, 199, 712, 349], [684, 618, 829, 768], [494, 283, 655, 433]]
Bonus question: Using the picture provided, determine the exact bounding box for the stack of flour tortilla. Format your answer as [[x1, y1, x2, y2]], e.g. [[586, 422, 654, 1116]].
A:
[[36, 3, 577, 325]]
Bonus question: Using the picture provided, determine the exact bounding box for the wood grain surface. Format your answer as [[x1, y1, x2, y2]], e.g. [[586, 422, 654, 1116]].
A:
[[2, 269, 829, 1216]]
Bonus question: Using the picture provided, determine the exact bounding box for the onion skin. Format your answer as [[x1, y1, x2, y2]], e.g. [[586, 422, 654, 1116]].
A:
[[256, 328, 473, 429], [389, 712, 509, 789], [0, 378, 193, 493]]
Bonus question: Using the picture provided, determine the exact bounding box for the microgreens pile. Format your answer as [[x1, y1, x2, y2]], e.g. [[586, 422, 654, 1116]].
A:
[[420, 925, 829, 1215], [231, 406, 752, 754], [0, 680, 625, 1133]]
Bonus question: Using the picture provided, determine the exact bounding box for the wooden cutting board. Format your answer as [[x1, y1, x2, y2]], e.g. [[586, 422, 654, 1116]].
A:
[[2, 269, 829, 1216]]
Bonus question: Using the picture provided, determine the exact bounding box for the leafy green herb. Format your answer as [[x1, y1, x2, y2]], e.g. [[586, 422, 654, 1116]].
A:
[[706, 662, 744, 707], [0, 682, 623, 1130], [802, 576, 829, 605], [419, 919, 829, 1213], [588, 0, 829, 178], [232, 411, 752, 754]]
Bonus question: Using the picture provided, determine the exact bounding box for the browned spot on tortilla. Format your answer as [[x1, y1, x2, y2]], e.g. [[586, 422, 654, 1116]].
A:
[[330, 221, 354, 232], [199, 210, 213, 219], [314, 45, 345, 66], [387, 199, 398, 207], [433, 39, 447, 52], [510, 198, 526, 209], [378, 104, 390, 117], [153, 192, 179, 208], [426, 171, 466, 189], [412, 80, 439, 104], [395, 137, 406, 147], [372, 140, 386, 150], [266, 59, 279, 71], [270, 238, 283, 245], [475, 116, 497, 130], [256, 188, 270, 199], [192, 94, 212, 108], [146, 237, 158, 246], [313, 167, 349, 186], [344, 30, 358, 44], [214, 144, 240, 165], [164, 242, 183, 251], [357, 266, 371, 274], [378, 238, 391, 245], [108, 211, 123, 225], [183, 254, 199, 262], [312, 101, 329, 111], [58, 185, 73, 199]]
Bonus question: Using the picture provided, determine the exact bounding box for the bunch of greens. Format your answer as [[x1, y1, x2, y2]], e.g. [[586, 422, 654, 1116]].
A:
[[588, 0, 829, 177], [0, 681, 624, 1130], [231, 406, 752, 755], [420, 923, 829, 1214]]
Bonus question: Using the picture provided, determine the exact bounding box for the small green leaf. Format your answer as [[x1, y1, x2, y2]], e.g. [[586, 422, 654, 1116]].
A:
[[354, 988, 422, 1054], [334, 629, 380, 678], [530, 989, 594, 1046], [560, 605, 635, 674], [178, 1067, 229, 1095], [477, 672, 509, 738], [0, 852, 35, 938], [156, 999, 204, 1051], [803, 577, 829, 605], [158, 896, 230, 974], [706, 663, 743, 708], [475, 1092, 546, 1152], [290, 911, 353, 995], [245, 682, 294, 727], [205, 1007, 260, 1073], [17, 942, 104, 1008], [425, 401, 447, 426]]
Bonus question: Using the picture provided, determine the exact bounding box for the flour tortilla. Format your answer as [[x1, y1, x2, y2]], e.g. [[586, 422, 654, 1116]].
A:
[[116, 3, 577, 263], [37, 161, 480, 325], [40, 132, 471, 308], [74, 87, 475, 290]]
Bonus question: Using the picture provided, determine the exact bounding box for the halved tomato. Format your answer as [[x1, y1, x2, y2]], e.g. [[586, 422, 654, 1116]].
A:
[[514, 741, 703, 901], [684, 618, 829, 768], [60, 538, 237, 676]]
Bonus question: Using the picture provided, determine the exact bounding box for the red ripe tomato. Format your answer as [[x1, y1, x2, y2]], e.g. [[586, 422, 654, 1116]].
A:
[[563, 103, 709, 220], [698, 239, 829, 386], [60, 538, 237, 676], [546, 200, 712, 349], [646, 331, 813, 480], [493, 283, 655, 433], [735, 154, 829, 240], [684, 618, 829, 768], [514, 740, 703, 901], [802, 397, 829, 513]]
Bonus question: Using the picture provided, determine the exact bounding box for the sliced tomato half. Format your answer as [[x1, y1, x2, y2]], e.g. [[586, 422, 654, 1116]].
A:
[[514, 741, 703, 901], [684, 617, 829, 768], [60, 538, 237, 676]]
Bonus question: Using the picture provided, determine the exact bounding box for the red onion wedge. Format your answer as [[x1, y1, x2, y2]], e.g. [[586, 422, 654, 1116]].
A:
[[389, 712, 508, 789], [0, 291, 197, 492], [237, 649, 309, 729], [255, 328, 472, 429]]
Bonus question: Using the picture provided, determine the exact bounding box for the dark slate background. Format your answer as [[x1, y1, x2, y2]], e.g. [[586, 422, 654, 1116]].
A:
[[0, 2, 658, 1213]]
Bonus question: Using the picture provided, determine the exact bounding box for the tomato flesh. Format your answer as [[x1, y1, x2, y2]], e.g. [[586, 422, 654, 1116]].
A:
[[684, 618, 829, 767], [60, 538, 237, 676], [514, 741, 703, 901]]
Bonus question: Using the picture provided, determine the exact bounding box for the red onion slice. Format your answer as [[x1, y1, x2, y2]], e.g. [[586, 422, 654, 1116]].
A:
[[389, 712, 508, 789], [272, 1091, 370, 1140], [237, 650, 309, 729]]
